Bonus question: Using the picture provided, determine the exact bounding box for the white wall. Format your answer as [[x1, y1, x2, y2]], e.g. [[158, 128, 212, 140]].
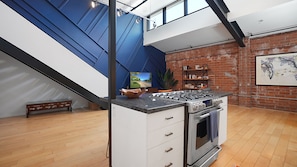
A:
[[224, 0, 293, 20], [0, 2, 108, 98], [143, 7, 220, 45], [144, 0, 293, 46], [0, 51, 88, 118]]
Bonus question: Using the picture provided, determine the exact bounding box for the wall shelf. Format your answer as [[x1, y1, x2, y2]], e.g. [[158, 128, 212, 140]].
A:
[[182, 65, 209, 90]]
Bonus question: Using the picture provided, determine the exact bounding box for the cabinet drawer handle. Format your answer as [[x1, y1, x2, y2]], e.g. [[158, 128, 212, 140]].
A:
[[165, 147, 173, 153], [165, 116, 173, 120], [165, 132, 173, 137], [165, 162, 173, 167]]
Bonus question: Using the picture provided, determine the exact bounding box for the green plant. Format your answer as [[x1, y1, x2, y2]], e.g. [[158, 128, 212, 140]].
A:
[[158, 69, 178, 90]]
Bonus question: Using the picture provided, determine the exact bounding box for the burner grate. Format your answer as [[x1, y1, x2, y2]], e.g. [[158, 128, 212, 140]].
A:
[[152, 90, 214, 102]]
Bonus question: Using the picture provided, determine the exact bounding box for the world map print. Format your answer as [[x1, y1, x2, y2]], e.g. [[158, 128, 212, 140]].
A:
[[256, 53, 297, 86]]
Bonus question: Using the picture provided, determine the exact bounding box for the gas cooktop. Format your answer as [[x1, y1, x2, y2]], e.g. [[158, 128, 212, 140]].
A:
[[152, 89, 222, 113], [152, 89, 216, 102]]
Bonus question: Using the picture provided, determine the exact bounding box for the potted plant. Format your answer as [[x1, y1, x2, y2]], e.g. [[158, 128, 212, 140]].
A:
[[158, 69, 178, 92]]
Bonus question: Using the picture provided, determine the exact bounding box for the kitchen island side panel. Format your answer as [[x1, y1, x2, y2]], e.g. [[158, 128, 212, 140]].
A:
[[111, 104, 147, 167]]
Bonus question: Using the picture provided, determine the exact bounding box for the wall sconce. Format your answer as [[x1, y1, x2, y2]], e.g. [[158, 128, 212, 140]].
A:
[[91, 0, 100, 8]]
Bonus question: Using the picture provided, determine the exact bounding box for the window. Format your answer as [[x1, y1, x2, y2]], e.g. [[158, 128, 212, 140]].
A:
[[187, 0, 208, 14], [166, 0, 184, 23], [149, 10, 163, 30], [147, 0, 209, 31]]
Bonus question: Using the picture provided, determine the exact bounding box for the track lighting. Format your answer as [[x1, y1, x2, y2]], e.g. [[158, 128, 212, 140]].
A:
[[135, 17, 142, 24], [91, 0, 99, 8], [153, 21, 156, 28], [117, 9, 123, 17], [89, 1, 157, 29]]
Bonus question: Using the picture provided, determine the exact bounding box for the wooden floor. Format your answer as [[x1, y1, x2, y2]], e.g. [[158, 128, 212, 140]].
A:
[[0, 110, 109, 167], [0, 105, 296, 167], [211, 105, 297, 167]]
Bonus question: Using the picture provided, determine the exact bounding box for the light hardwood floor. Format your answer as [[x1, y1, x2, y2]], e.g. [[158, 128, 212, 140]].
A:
[[0, 105, 296, 167]]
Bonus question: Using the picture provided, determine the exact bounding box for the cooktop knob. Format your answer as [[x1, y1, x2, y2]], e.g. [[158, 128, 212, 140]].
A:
[[213, 99, 223, 106], [192, 104, 198, 111]]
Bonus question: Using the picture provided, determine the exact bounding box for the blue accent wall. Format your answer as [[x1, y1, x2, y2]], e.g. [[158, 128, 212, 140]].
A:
[[2, 0, 165, 93]]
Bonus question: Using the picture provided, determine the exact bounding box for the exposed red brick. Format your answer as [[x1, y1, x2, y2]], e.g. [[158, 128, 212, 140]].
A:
[[166, 30, 297, 112]]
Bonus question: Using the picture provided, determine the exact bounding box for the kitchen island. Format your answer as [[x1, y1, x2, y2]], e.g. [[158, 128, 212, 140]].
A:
[[111, 93, 185, 167], [111, 91, 230, 167]]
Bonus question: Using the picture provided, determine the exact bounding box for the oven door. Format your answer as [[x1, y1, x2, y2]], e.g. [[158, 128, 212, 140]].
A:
[[187, 107, 222, 166]]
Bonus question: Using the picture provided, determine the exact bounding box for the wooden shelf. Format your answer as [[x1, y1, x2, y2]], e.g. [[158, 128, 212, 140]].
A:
[[183, 68, 208, 72], [183, 79, 209, 81], [182, 65, 209, 90]]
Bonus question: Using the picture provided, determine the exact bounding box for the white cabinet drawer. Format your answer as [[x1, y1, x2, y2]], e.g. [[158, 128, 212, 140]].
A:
[[147, 137, 183, 167], [148, 121, 184, 149], [148, 106, 184, 131]]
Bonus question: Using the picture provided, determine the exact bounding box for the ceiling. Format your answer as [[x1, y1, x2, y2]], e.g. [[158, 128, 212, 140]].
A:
[[98, 0, 297, 53]]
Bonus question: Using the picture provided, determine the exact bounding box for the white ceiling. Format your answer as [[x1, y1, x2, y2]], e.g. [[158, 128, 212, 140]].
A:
[[101, 0, 297, 53]]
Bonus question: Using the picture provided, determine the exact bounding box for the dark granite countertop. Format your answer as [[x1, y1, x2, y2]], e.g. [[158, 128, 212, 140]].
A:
[[110, 91, 231, 114], [214, 91, 232, 98], [111, 93, 185, 114]]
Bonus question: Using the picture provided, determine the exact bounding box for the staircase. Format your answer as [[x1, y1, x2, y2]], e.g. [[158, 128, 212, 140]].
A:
[[0, 2, 108, 108]]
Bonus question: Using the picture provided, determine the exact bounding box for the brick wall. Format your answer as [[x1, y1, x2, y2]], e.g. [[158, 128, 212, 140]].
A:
[[166, 30, 297, 112]]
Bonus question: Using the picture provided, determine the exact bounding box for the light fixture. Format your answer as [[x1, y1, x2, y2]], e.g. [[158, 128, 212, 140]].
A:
[[91, 0, 99, 8], [117, 9, 123, 17], [135, 17, 142, 24], [153, 21, 156, 28], [134, 16, 157, 29]]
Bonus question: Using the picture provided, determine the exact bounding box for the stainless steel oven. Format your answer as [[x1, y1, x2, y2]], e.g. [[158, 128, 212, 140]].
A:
[[187, 106, 222, 167], [152, 90, 223, 167]]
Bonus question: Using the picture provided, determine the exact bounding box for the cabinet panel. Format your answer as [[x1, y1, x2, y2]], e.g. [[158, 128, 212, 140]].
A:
[[147, 106, 184, 131], [148, 121, 184, 149], [112, 104, 147, 167], [112, 104, 184, 167], [147, 137, 183, 167], [218, 96, 228, 145]]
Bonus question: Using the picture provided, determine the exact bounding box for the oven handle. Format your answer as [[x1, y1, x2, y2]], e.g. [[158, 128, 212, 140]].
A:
[[199, 108, 223, 119]]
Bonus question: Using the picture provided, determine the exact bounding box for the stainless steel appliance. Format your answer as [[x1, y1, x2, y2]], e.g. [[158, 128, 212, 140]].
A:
[[152, 90, 223, 167]]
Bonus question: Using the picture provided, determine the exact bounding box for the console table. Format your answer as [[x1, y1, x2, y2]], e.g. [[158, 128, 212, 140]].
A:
[[26, 99, 72, 118]]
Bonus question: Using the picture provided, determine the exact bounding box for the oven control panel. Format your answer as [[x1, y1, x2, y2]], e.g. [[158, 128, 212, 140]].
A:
[[213, 99, 223, 106], [192, 102, 206, 111], [190, 98, 223, 112]]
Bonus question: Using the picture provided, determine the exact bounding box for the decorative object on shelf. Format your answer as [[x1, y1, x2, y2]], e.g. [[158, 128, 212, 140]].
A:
[[195, 65, 200, 70], [183, 66, 189, 70], [203, 64, 208, 70], [158, 69, 178, 91], [120, 88, 146, 98], [195, 65, 203, 70]]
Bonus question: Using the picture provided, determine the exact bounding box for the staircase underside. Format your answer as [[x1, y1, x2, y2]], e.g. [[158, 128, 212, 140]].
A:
[[0, 37, 108, 109]]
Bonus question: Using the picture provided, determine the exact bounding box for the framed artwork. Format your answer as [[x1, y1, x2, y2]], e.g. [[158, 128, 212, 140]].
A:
[[256, 53, 297, 86]]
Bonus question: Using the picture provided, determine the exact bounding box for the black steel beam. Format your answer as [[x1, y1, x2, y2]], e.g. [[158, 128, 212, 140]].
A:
[[0, 37, 108, 109], [206, 0, 245, 47], [108, 0, 116, 166], [109, 2, 116, 101], [130, 0, 147, 12]]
